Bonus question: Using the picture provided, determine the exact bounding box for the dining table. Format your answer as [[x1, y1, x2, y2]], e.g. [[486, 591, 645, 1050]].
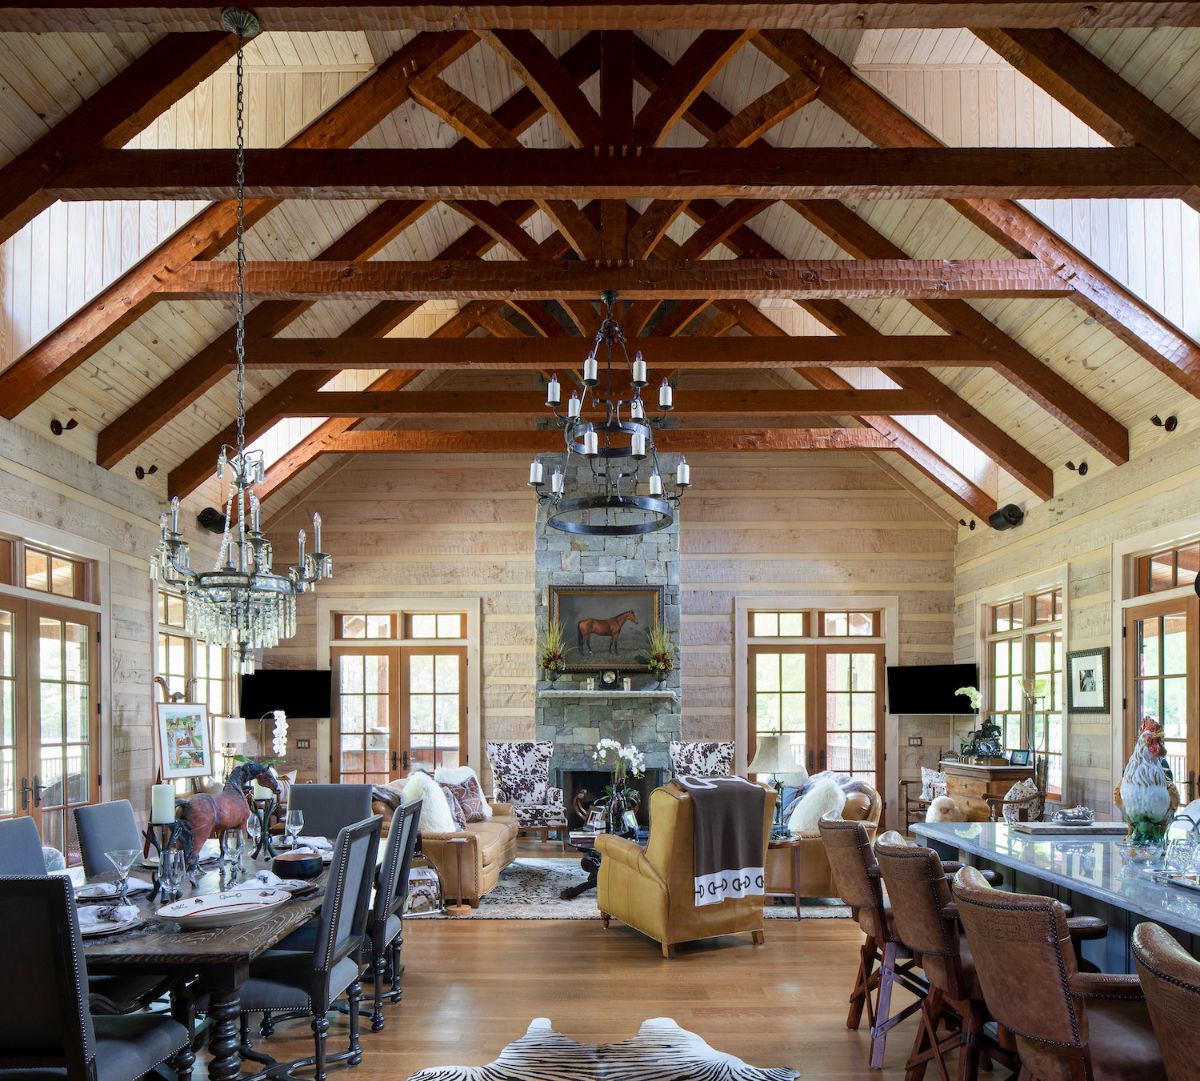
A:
[[75, 853, 328, 1081]]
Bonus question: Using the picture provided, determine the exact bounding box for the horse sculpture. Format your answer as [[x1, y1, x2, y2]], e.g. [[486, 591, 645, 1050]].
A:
[[167, 760, 280, 874], [577, 610, 638, 655]]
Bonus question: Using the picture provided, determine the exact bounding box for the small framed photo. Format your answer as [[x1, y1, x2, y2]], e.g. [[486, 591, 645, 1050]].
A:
[[1008, 748, 1032, 767], [586, 806, 606, 831], [155, 703, 214, 779], [1066, 647, 1110, 714], [621, 810, 639, 832]]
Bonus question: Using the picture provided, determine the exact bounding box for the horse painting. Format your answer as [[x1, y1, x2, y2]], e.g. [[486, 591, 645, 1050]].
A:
[[578, 610, 638, 655], [167, 760, 280, 874]]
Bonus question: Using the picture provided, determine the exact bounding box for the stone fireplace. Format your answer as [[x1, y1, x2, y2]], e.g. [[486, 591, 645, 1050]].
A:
[[534, 453, 682, 779]]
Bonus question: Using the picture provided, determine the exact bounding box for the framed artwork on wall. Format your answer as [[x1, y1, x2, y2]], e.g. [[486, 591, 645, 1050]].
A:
[[1066, 647, 1110, 714], [549, 584, 665, 672], [155, 702, 214, 779]]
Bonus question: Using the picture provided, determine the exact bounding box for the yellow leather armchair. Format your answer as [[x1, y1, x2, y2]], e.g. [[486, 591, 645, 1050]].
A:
[[596, 781, 775, 957]]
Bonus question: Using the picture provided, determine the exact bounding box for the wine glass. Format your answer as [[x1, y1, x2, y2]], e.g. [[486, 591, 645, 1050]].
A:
[[105, 848, 139, 904], [285, 809, 304, 848], [245, 812, 261, 857], [162, 848, 186, 900]]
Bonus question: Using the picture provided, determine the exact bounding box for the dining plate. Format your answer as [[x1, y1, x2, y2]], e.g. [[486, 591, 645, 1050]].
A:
[[155, 888, 292, 929], [80, 917, 143, 938]]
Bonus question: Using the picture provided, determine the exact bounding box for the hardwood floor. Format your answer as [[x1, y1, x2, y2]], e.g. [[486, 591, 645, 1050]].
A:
[[201, 917, 921, 1079]]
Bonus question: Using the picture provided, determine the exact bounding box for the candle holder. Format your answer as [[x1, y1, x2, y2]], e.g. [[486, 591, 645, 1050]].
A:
[[249, 796, 278, 859], [143, 822, 176, 900]]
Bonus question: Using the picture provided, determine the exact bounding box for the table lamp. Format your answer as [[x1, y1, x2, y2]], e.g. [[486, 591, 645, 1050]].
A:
[[214, 714, 247, 779], [748, 735, 808, 833]]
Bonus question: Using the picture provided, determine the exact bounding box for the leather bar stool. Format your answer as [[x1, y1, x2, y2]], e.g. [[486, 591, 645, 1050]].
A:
[[952, 866, 1166, 1081], [1131, 922, 1200, 1081], [818, 818, 925, 1069]]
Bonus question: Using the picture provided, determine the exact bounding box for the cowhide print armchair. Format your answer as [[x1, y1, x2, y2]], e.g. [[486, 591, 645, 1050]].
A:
[[485, 740, 567, 832]]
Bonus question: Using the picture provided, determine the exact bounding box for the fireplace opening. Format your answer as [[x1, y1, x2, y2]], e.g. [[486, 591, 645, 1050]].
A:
[[559, 768, 665, 830]]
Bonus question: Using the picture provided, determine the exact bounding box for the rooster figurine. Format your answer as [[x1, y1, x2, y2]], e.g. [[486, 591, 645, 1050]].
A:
[[1118, 717, 1177, 846]]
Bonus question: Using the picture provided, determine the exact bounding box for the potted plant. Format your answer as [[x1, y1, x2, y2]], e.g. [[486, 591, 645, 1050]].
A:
[[637, 625, 676, 688], [540, 619, 569, 683], [592, 738, 646, 836]]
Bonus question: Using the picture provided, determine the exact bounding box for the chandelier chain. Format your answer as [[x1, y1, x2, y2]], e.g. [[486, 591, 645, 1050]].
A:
[[234, 27, 247, 459]]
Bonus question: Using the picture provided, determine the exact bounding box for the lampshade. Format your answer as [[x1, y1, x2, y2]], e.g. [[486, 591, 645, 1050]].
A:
[[748, 735, 808, 784], [214, 715, 247, 745]]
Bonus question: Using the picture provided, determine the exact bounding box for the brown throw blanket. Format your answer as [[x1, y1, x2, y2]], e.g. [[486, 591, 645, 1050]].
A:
[[676, 776, 769, 907]]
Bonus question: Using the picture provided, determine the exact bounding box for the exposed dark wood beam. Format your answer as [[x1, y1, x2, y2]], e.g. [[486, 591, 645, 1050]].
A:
[[0, 31, 239, 243], [317, 428, 898, 454], [756, 28, 1200, 399], [0, 30, 476, 420], [9, 5, 1200, 33], [600, 30, 634, 260], [158, 258, 1071, 300], [266, 388, 936, 418], [975, 28, 1200, 212], [55, 146, 1186, 201], [238, 333, 996, 369]]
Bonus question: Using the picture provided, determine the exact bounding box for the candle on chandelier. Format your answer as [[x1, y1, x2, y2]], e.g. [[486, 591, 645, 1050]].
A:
[[583, 425, 599, 456], [649, 471, 664, 496], [631, 432, 647, 458], [529, 459, 544, 486], [551, 470, 565, 495], [313, 512, 322, 552], [567, 394, 581, 418], [249, 494, 261, 533], [659, 378, 673, 410], [632, 352, 647, 386], [583, 354, 599, 385], [676, 458, 691, 487], [159, 512, 170, 541], [545, 375, 561, 406], [297, 528, 306, 564], [630, 399, 644, 420], [170, 496, 181, 533]]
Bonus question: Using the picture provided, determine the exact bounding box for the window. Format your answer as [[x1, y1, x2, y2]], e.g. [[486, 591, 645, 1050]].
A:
[[0, 537, 92, 602], [748, 608, 884, 790], [156, 590, 229, 715], [331, 610, 469, 782], [1134, 542, 1200, 597], [983, 587, 1064, 797]]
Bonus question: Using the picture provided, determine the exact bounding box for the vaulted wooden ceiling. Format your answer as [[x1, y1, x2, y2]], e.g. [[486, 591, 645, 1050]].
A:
[[1, 8, 1199, 529]]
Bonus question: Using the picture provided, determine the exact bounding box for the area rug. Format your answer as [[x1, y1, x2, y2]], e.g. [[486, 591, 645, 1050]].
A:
[[407, 1017, 800, 1080], [411, 858, 850, 920]]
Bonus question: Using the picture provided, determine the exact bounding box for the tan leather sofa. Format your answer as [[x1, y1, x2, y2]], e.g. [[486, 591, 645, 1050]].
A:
[[764, 784, 882, 899], [372, 794, 519, 907], [596, 781, 775, 957]]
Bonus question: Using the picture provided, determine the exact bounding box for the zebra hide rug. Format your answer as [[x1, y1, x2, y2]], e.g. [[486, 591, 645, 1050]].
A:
[[407, 1017, 800, 1080]]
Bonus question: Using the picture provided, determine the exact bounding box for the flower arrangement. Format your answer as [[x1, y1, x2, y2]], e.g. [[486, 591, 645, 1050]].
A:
[[593, 737, 646, 782], [955, 685, 982, 711], [539, 619, 570, 679], [636, 625, 677, 682]]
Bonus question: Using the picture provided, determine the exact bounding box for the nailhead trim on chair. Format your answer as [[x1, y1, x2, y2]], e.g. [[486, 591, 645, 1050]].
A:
[[1131, 942, 1200, 994]]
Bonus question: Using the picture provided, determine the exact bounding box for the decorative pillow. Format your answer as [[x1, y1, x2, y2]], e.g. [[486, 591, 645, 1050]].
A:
[[485, 740, 553, 806], [441, 778, 487, 823], [920, 767, 948, 802], [402, 769, 458, 833], [787, 777, 847, 833], [438, 783, 467, 829], [926, 796, 965, 823], [1003, 778, 1043, 823], [669, 740, 735, 779], [435, 765, 493, 818]]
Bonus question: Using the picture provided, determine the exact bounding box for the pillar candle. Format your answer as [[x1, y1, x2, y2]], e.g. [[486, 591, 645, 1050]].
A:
[[583, 355, 598, 384], [658, 379, 673, 409], [630, 399, 644, 420], [676, 459, 690, 486], [313, 511, 322, 552], [551, 470, 565, 495], [649, 472, 663, 496], [151, 783, 175, 824], [529, 459, 544, 485], [632, 353, 647, 385], [567, 394, 581, 418], [545, 375, 561, 406], [251, 780, 273, 801], [583, 426, 599, 456], [631, 432, 646, 458]]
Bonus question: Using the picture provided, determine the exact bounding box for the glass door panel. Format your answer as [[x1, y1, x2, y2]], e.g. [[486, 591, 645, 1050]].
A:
[[823, 648, 882, 786], [749, 647, 809, 771], [404, 648, 465, 773], [0, 607, 20, 822], [333, 649, 395, 784]]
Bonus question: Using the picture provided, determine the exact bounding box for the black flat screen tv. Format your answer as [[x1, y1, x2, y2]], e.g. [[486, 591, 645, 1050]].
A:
[[886, 663, 979, 715], [240, 669, 332, 719]]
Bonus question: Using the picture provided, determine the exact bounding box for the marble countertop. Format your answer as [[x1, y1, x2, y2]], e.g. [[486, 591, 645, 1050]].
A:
[[913, 820, 1200, 936]]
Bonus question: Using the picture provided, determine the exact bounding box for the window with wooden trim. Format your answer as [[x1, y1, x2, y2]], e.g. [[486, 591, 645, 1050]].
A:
[[155, 590, 229, 715], [0, 536, 93, 603], [405, 613, 466, 640], [818, 610, 880, 637], [336, 613, 396, 640], [983, 587, 1064, 797], [1134, 542, 1200, 597]]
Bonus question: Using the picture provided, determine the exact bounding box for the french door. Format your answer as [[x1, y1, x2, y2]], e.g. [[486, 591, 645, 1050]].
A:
[[332, 644, 466, 783], [1124, 597, 1198, 801], [0, 596, 99, 862], [750, 644, 884, 789]]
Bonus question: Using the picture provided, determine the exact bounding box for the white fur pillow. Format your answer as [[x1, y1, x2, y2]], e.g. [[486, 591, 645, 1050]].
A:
[[787, 778, 847, 833], [435, 765, 492, 818], [402, 770, 458, 833]]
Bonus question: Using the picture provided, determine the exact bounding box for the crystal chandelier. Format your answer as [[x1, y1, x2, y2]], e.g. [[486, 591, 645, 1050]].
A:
[[529, 291, 690, 535], [150, 9, 331, 674]]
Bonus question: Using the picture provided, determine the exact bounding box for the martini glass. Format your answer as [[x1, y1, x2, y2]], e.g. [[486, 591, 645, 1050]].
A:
[[105, 848, 140, 905]]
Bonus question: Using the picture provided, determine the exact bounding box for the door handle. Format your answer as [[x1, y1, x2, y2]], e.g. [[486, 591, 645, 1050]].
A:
[[20, 776, 30, 810], [403, 751, 409, 771], [33, 774, 44, 807], [390, 750, 398, 772], [806, 750, 814, 771], [818, 750, 826, 771]]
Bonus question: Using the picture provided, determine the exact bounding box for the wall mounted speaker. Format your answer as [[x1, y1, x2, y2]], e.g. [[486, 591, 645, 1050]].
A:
[[197, 507, 227, 534], [987, 504, 1024, 531]]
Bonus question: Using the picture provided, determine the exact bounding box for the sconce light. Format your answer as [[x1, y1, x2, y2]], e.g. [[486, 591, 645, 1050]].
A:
[[1066, 460, 1089, 476], [134, 464, 159, 480], [1151, 414, 1178, 432], [49, 418, 78, 436], [958, 519, 977, 531]]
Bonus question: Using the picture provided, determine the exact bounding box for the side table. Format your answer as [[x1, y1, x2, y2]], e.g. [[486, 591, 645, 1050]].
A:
[[768, 835, 804, 920]]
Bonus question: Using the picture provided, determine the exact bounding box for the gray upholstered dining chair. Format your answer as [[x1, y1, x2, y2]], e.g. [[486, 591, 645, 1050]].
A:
[[0, 875, 188, 1081], [238, 814, 382, 1080], [0, 817, 45, 874], [74, 800, 141, 877], [363, 800, 422, 1031], [287, 784, 374, 840]]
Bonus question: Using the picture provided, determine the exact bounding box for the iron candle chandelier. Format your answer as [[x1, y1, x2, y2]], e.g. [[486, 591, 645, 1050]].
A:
[[149, 8, 332, 673], [529, 291, 691, 535]]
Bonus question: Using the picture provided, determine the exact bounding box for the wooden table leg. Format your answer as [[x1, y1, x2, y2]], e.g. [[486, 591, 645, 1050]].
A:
[[206, 984, 245, 1081]]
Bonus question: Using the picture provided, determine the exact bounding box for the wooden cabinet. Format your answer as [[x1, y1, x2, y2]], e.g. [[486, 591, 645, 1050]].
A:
[[941, 761, 1034, 822]]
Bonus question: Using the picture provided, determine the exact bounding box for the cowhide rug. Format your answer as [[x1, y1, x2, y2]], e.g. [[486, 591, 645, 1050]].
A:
[[407, 1018, 800, 1080]]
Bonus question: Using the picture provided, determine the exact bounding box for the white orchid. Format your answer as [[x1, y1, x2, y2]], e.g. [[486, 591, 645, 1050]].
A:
[[594, 739, 645, 779], [955, 686, 982, 711]]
